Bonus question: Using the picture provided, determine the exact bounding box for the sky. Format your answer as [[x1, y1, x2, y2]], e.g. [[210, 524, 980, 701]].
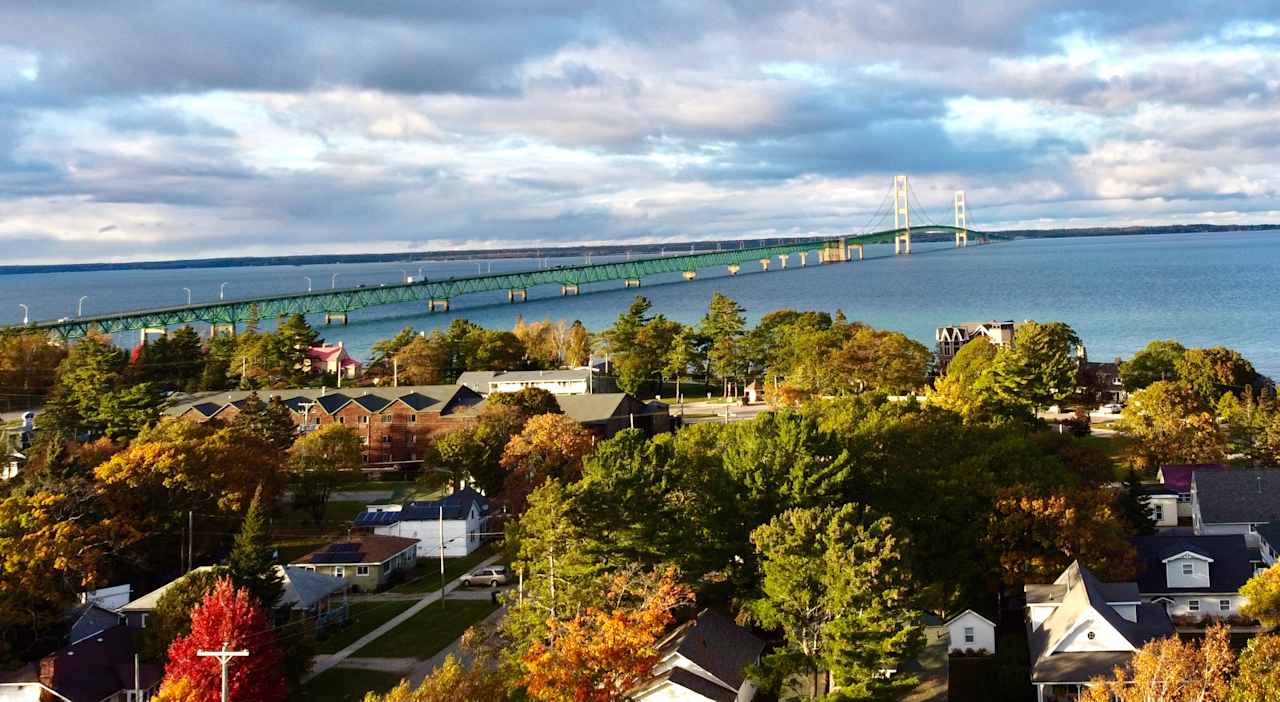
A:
[[1, 1, 1279, 264]]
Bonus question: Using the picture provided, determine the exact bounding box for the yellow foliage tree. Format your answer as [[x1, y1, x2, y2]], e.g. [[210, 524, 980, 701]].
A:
[[1080, 625, 1233, 702], [1231, 634, 1280, 702]]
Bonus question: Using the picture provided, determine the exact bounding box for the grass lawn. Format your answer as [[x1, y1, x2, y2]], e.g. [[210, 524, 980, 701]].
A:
[[1077, 432, 1139, 480], [296, 667, 404, 702], [352, 599, 499, 659], [390, 544, 500, 594], [314, 601, 417, 654], [321, 500, 367, 523]]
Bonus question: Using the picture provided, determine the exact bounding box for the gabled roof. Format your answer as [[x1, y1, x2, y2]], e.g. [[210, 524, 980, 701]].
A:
[[656, 610, 764, 692], [944, 609, 997, 628], [165, 385, 484, 419], [1159, 463, 1226, 493], [397, 392, 438, 411], [555, 393, 630, 423], [308, 346, 346, 363], [350, 393, 392, 412], [119, 566, 221, 613], [292, 535, 418, 566], [315, 393, 353, 414], [68, 604, 124, 643], [1132, 534, 1254, 594], [277, 566, 350, 609], [0, 624, 161, 702], [1193, 470, 1280, 524], [354, 487, 490, 526]]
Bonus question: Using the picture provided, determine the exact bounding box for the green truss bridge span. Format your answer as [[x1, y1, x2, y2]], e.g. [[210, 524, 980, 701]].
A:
[[7, 226, 979, 340]]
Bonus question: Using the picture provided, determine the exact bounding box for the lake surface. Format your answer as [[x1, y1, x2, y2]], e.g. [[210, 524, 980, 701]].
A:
[[3, 230, 1279, 376]]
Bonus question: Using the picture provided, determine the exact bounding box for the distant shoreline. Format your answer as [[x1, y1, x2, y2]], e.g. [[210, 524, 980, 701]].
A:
[[3, 224, 1277, 276]]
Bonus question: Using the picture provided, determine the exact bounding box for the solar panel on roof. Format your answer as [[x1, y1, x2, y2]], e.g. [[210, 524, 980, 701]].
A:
[[329, 543, 361, 553]]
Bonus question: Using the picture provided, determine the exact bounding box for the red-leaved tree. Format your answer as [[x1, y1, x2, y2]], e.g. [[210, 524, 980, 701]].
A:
[[155, 578, 287, 702]]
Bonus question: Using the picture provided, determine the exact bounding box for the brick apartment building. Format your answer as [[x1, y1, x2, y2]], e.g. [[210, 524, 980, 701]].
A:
[[165, 385, 484, 471]]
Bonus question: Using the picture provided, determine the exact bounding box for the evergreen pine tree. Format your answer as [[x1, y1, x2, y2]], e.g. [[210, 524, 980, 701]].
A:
[[227, 486, 283, 611], [230, 392, 297, 451], [1119, 468, 1157, 535]]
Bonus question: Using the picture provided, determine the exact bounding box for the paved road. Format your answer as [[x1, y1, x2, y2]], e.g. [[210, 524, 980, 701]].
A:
[[678, 400, 772, 424], [406, 605, 508, 685], [305, 553, 502, 682]]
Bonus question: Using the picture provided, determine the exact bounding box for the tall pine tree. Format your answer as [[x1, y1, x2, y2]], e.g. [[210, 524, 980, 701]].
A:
[[227, 487, 283, 611]]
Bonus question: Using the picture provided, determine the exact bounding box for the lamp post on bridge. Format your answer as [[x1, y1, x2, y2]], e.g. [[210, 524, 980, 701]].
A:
[[18, 304, 27, 325], [219, 282, 229, 300], [398, 268, 408, 283], [182, 287, 192, 306], [331, 273, 340, 289], [77, 296, 87, 317], [304, 276, 312, 292]]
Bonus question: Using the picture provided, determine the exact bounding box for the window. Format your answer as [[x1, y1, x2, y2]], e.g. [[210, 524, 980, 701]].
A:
[[1153, 505, 1164, 521], [381, 414, 392, 423], [334, 566, 345, 578], [359, 415, 370, 424], [361, 436, 369, 445], [1220, 600, 1231, 612], [338, 417, 346, 424], [1189, 600, 1200, 612], [963, 627, 975, 644], [357, 566, 370, 576], [409, 435, 417, 445], [1183, 563, 1194, 576], [140, 613, 148, 629], [410, 414, 417, 423], [1178, 494, 1192, 503], [381, 436, 391, 444], [1087, 631, 1096, 640]]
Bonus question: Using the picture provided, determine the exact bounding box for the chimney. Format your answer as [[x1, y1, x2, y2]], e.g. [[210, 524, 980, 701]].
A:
[[321, 386, 327, 396]]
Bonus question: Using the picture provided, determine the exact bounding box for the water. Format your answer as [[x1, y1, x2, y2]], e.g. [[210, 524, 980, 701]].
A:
[[3, 230, 1280, 376]]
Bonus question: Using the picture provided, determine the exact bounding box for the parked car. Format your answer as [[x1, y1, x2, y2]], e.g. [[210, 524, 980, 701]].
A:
[[1102, 403, 1123, 414], [461, 566, 509, 588]]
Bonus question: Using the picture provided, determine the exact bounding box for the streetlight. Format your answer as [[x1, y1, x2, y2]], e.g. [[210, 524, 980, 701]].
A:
[[77, 296, 87, 317], [331, 273, 340, 289], [417, 266, 424, 280], [18, 304, 27, 325], [304, 276, 312, 292], [182, 287, 192, 305], [398, 268, 408, 283], [219, 282, 228, 300]]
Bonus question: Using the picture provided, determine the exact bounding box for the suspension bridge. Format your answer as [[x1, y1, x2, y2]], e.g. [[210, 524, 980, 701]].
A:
[[5, 176, 985, 340]]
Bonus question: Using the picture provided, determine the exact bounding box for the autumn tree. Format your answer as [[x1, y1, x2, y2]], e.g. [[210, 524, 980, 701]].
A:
[[394, 331, 450, 385], [428, 404, 527, 494], [289, 423, 363, 522], [367, 326, 419, 383], [159, 579, 288, 702], [1231, 635, 1280, 702], [488, 387, 561, 418], [1120, 340, 1186, 392], [1118, 380, 1226, 471], [361, 653, 509, 702], [0, 330, 66, 400], [747, 507, 922, 698], [1176, 346, 1261, 405], [565, 320, 592, 367], [1240, 563, 1280, 627], [985, 484, 1137, 586], [832, 326, 932, 394], [1080, 624, 1233, 702], [929, 336, 999, 419], [143, 568, 226, 659], [521, 567, 693, 702], [499, 413, 594, 512]]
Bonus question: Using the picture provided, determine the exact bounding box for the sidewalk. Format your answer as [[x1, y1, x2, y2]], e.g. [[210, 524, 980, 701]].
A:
[[305, 553, 502, 682]]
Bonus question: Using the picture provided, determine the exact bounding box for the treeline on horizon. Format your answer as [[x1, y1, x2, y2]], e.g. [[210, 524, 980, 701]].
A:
[[4, 223, 1277, 276]]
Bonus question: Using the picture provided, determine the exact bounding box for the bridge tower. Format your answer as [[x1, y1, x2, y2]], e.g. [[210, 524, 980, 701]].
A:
[[893, 175, 911, 255], [954, 191, 968, 247]]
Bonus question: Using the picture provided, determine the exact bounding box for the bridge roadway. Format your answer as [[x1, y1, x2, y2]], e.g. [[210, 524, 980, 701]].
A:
[[5, 226, 977, 339]]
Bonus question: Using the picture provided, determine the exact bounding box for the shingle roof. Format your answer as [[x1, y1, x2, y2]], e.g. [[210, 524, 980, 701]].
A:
[[350, 393, 392, 412], [354, 487, 490, 526], [1159, 464, 1226, 494], [1132, 534, 1254, 594], [68, 604, 124, 643], [658, 610, 764, 691], [277, 566, 350, 609], [555, 393, 629, 423], [0, 625, 161, 702], [1255, 522, 1280, 552], [1193, 470, 1280, 524], [292, 535, 418, 566], [165, 385, 483, 419], [119, 565, 221, 613]]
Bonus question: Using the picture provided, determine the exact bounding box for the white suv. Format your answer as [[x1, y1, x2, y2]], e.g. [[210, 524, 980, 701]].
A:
[[461, 566, 509, 588]]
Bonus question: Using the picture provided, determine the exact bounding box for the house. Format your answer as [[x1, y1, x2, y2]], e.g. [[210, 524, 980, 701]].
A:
[[1078, 360, 1126, 405], [1159, 464, 1226, 521], [1025, 562, 1173, 702], [166, 384, 483, 471], [78, 584, 132, 611], [275, 565, 351, 629], [1191, 469, 1280, 545], [291, 535, 418, 592], [945, 610, 996, 654], [67, 604, 124, 644], [305, 343, 362, 379], [353, 487, 492, 558], [1139, 484, 1180, 528], [458, 369, 611, 396], [631, 609, 765, 702], [554, 393, 673, 438], [1130, 534, 1256, 623], [119, 566, 221, 630], [0, 624, 161, 702], [935, 321, 1024, 374]]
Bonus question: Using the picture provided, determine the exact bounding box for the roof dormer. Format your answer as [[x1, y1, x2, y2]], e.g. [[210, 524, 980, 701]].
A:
[[1163, 551, 1213, 589]]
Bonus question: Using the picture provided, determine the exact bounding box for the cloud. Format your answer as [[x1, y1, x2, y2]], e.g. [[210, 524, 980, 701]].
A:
[[0, 1, 1277, 263]]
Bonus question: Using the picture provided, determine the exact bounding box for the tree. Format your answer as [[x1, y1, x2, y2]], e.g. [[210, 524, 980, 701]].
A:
[[1232, 635, 1280, 702], [361, 653, 508, 702], [983, 322, 1081, 411], [700, 295, 747, 389], [159, 579, 288, 702], [488, 387, 561, 418], [747, 507, 922, 699], [289, 424, 363, 522], [1080, 624, 1233, 702], [394, 332, 450, 385], [269, 313, 322, 386], [1240, 563, 1280, 627], [0, 330, 66, 400], [602, 296, 652, 356], [1120, 340, 1186, 392], [929, 336, 999, 418], [227, 487, 283, 611], [499, 414, 594, 511], [1118, 468, 1156, 535], [229, 393, 297, 451], [1177, 346, 1261, 405], [367, 326, 418, 382], [36, 333, 126, 440], [94, 382, 166, 441], [832, 326, 932, 394], [1118, 380, 1226, 471], [565, 320, 592, 367], [201, 334, 237, 390], [985, 484, 1137, 586], [521, 567, 693, 702], [143, 568, 226, 660], [664, 326, 697, 400], [469, 330, 527, 370], [138, 326, 206, 392]]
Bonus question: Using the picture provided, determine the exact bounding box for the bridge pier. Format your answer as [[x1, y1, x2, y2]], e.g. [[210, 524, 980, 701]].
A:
[[955, 231, 968, 247], [778, 255, 788, 269], [798, 252, 808, 267], [894, 232, 911, 255], [852, 244, 864, 260], [758, 259, 770, 271], [324, 312, 349, 325], [507, 289, 528, 303], [139, 327, 167, 344], [623, 278, 642, 288], [427, 299, 450, 312], [727, 264, 740, 276], [682, 271, 698, 281], [560, 284, 580, 296], [210, 323, 236, 337]]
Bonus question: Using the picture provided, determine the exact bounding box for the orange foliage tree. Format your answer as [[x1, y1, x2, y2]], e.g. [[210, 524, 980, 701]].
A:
[[520, 567, 693, 702], [159, 579, 287, 702], [1080, 625, 1233, 702], [499, 413, 594, 512]]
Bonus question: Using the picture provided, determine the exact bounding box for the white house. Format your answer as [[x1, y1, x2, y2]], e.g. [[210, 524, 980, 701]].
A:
[[1025, 562, 1174, 702], [631, 609, 765, 702], [353, 487, 490, 559], [457, 369, 602, 396], [1140, 484, 1180, 528], [1192, 469, 1280, 546], [945, 610, 996, 654], [1131, 534, 1256, 621]]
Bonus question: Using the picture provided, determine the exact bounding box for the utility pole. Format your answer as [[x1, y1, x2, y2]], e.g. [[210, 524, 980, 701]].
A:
[[439, 507, 446, 609], [188, 511, 194, 573], [197, 642, 249, 702], [393, 358, 399, 388]]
